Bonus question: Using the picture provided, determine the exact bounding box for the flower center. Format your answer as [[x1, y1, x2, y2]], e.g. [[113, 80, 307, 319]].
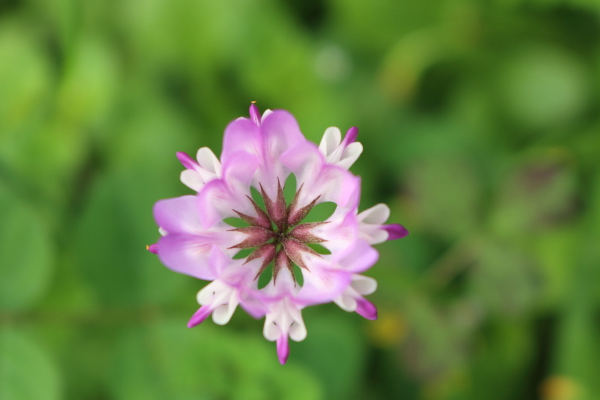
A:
[[228, 180, 327, 285]]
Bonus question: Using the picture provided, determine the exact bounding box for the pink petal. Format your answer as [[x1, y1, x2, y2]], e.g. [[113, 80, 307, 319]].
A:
[[317, 211, 359, 253], [297, 266, 351, 306], [255, 110, 306, 198], [222, 151, 261, 189], [281, 141, 361, 210], [157, 234, 218, 280], [197, 152, 260, 228], [337, 239, 379, 273], [153, 196, 202, 234], [221, 119, 262, 164], [238, 291, 268, 319]]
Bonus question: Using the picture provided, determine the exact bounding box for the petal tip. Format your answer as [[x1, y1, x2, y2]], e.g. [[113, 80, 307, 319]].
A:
[[276, 337, 290, 365], [356, 299, 378, 320], [249, 103, 260, 124], [384, 224, 409, 240], [187, 306, 212, 328], [176, 151, 197, 170], [344, 127, 358, 144]]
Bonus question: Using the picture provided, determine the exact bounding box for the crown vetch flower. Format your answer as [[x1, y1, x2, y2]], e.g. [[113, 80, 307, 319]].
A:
[[149, 104, 408, 364]]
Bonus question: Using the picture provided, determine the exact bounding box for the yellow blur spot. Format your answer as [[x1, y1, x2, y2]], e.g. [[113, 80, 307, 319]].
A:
[[368, 311, 407, 348], [540, 376, 582, 400]]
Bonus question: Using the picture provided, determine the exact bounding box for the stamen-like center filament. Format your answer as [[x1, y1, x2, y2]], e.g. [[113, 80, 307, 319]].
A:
[[229, 180, 327, 284]]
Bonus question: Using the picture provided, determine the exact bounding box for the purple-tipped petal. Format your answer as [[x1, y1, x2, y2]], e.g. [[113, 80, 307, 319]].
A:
[[249, 103, 261, 125], [342, 127, 358, 146], [355, 298, 378, 320], [177, 151, 198, 170], [383, 224, 409, 240], [276, 335, 290, 365], [188, 305, 213, 328]]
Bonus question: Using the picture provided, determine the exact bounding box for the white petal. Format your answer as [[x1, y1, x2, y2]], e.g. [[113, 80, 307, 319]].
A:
[[262, 299, 306, 342], [366, 229, 389, 244], [337, 142, 363, 169], [180, 170, 203, 192], [358, 204, 390, 224], [196, 280, 227, 305], [196, 147, 222, 176], [319, 127, 342, 157], [289, 319, 307, 341], [263, 317, 280, 341], [262, 109, 273, 119], [352, 275, 377, 295], [158, 227, 168, 236], [334, 294, 357, 312], [212, 293, 238, 325], [196, 284, 215, 305]]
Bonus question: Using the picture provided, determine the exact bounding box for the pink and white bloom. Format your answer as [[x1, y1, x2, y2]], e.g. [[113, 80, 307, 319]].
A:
[[149, 104, 408, 364]]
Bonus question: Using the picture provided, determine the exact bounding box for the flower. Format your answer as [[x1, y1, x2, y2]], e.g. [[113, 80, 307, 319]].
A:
[[149, 104, 408, 364]]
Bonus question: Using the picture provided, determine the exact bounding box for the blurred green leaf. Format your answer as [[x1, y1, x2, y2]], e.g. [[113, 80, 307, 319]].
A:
[[56, 35, 120, 127], [0, 23, 51, 133], [0, 181, 53, 310], [329, 0, 440, 54], [468, 239, 540, 317], [404, 156, 480, 239], [553, 237, 600, 400], [288, 311, 366, 399], [532, 226, 580, 309], [402, 297, 472, 381], [0, 328, 61, 400], [489, 150, 578, 237], [496, 45, 590, 130], [72, 105, 193, 306], [469, 321, 535, 400], [111, 320, 323, 400]]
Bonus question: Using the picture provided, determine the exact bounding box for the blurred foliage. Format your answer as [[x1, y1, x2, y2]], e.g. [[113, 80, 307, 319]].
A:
[[1, 0, 600, 399]]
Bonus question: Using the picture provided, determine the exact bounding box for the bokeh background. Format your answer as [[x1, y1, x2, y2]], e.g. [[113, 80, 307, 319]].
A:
[[2, 0, 600, 399]]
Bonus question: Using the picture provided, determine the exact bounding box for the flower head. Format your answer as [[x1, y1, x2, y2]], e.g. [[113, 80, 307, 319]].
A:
[[150, 104, 408, 364]]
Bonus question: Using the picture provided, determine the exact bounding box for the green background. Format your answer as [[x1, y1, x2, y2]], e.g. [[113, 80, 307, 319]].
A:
[[1, 0, 600, 399]]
